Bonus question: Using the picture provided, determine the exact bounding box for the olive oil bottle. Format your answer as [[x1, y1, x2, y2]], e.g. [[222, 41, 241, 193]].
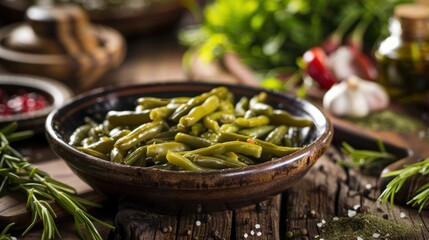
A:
[[375, 4, 429, 103]]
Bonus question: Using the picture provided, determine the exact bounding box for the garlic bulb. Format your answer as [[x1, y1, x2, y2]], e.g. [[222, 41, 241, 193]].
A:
[[323, 76, 389, 118]]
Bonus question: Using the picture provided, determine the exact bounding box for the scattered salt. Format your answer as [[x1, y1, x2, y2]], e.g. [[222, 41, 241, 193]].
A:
[[333, 217, 339, 221], [400, 212, 406, 219], [195, 220, 201, 226], [357, 237, 363, 240], [256, 231, 262, 236], [353, 205, 360, 210], [255, 223, 261, 229], [373, 233, 380, 238], [321, 219, 326, 224], [317, 222, 323, 228], [250, 230, 255, 235], [365, 183, 372, 189], [244, 233, 248, 238], [348, 209, 357, 218], [386, 233, 390, 237]]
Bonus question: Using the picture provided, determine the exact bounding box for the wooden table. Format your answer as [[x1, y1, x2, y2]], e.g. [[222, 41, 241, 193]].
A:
[[1, 29, 429, 240]]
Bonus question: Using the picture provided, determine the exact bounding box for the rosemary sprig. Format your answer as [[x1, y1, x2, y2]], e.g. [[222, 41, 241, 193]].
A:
[[378, 157, 429, 212], [339, 140, 396, 172], [0, 223, 17, 240], [0, 122, 115, 239]]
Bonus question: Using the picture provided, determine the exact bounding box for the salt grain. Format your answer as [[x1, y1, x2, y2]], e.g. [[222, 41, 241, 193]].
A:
[[250, 230, 255, 235], [333, 217, 339, 221], [353, 205, 360, 210], [321, 219, 326, 224], [255, 224, 261, 229], [257, 231, 262, 236], [195, 220, 201, 226], [317, 222, 323, 228], [244, 233, 248, 238], [400, 212, 406, 219], [365, 183, 372, 189], [357, 237, 363, 240], [348, 210, 357, 218], [373, 233, 380, 238]]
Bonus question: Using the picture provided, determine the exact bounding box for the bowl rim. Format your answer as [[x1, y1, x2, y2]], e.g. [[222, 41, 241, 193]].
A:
[[45, 82, 333, 185], [0, 73, 73, 123]]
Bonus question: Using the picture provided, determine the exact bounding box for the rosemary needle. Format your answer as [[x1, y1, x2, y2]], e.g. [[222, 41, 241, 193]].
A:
[[0, 123, 115, 239], [378, 157, 429, 212]]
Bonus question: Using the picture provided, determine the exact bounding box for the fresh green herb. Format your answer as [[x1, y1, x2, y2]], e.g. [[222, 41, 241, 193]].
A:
[[0, 223, 17, 240], [378, 157, 429, 212], [339, 140, 396, 174], [180, 0, 412, 72], [0, 122, 114, 239]]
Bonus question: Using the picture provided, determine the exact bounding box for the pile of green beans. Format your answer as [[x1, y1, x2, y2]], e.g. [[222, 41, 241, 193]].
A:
[[69, 87, 314, 171]]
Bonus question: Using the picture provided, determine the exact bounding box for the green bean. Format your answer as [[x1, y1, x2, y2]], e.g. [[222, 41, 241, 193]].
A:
[[189, 155, 244, 169], [114, 121, 164, 151], [150, 163, 176, 170], [76, 147, 108, 160], [150, 106, 174, 120], [179, 95, 220, 128], [265, 125, 288, 145], [219, 99, 234, 113], [235, 96, 249, 117], [191, 122, 207, 136], [137, 97, 170, 109], [218, 132, 300, 157], [219, 123, 240, 133], [69, 124, 92, 146], [175, 133, 213, 149], [153, 129, 179, 140], [169, 86, 228, 122], [147, 142, 190, 164], [106, 110, 151, 128], [269, 110, 313, 127], [236, 153, 258, 165], [238, 125, 275, 138], [110, 147, 126, 163], [123, 146, 147, 166], [203, 111, 223, 133], [236, 115, 270, 128], [249, 92, 273, 116], [213, 154, 247, 167], [166, 151, 204, 171], [84, 137, 113, 154], [182, 141, 262, 158]]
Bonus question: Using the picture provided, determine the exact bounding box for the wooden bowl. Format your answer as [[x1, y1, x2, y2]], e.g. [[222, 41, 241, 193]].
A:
[[0, 4, 126, 91], [0, 74, 73, 132], [45, 82, 333, 212]]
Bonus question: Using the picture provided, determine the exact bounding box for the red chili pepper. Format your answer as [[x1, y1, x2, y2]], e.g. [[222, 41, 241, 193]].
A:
[[302, 47, 336, 90]]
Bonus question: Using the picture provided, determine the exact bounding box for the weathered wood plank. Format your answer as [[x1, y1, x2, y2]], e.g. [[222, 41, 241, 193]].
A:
[[233, 195, 281, 240]]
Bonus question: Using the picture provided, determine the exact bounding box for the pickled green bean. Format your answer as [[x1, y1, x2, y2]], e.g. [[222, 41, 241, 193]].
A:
[[238, 125, 275, 138], [106, 110, 151, 128], [69, 124, 91, 146], [236, 115, 270, 128], [265, 125, 288, 145], [269, 110, 313, 127], [175, 133, 213, 149], [182, 141, 262, 158], [114, 121, 164, 151], [179, 95, 220, 128], [166, 151, 204, 171]]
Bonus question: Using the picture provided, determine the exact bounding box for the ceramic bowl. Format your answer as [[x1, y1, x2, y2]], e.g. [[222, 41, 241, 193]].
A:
[[0, 74, 73, 132], [45, 82, 333, 212]]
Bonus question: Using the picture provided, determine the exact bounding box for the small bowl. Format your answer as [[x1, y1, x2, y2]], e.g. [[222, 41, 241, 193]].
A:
[[45, 82, 333, 212], [0, 74, 73, 132]]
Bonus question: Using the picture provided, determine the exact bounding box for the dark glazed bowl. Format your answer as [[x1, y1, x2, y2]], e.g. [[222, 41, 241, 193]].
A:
[[45, 82, 333, 212]]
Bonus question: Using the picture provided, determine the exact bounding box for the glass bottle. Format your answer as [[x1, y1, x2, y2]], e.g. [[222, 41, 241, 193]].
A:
[[375, 4, 429, 103]]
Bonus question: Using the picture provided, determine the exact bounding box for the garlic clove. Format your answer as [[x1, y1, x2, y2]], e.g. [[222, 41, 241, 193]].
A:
[[323, 75, 389, 118]]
